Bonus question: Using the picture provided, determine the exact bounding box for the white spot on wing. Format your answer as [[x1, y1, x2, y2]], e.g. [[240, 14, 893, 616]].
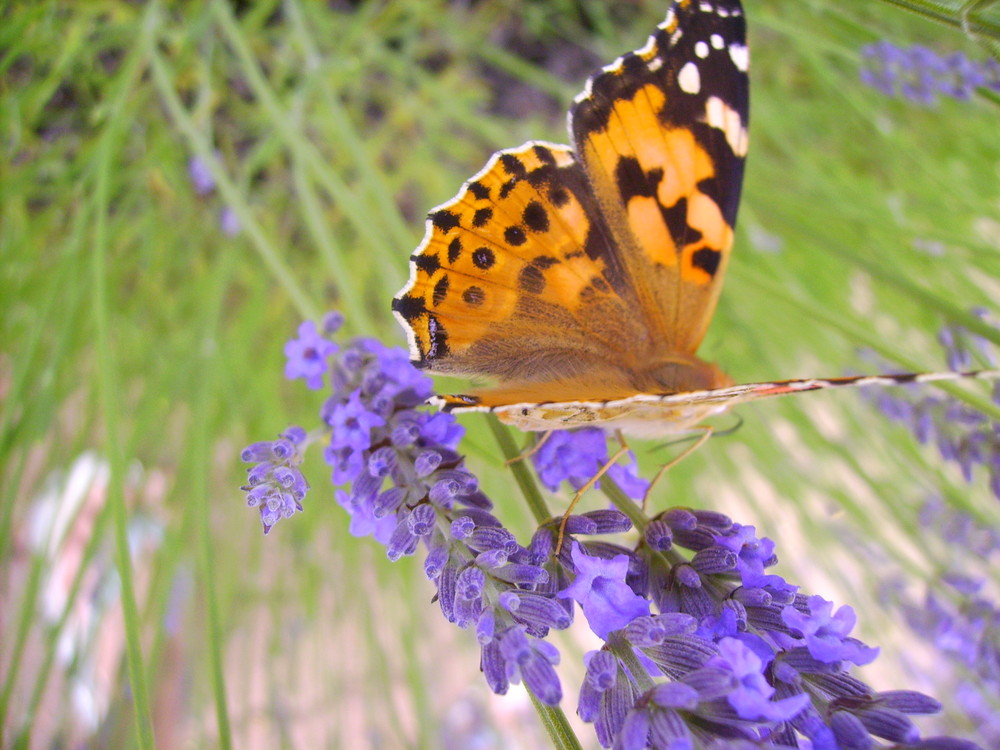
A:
[[695, 41, 709, 58], [678, 61, 701, 95], [705, 96, 748, 157], [711, 33, 724, 50], [648, 57, 663, 72], [729, 42, 749, 73]]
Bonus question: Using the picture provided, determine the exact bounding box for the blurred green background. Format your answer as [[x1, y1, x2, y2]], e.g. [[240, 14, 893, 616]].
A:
[[3, 0, 1000, 747]]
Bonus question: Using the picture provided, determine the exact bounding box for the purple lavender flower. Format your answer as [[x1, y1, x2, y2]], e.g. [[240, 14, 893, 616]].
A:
[[246, 317, 584, 703], [705, 637, 810, 721], [243, 313, 984, 744], [284, 320, 338, 390], [577, 507, 958, 748], [532, 428, 649, 500], [558, 543, 650, 639], [781, 595, 879, 665], [860, 41, 1000, 105], [240, 426, 309, 533], [483, 625, 562, 705]]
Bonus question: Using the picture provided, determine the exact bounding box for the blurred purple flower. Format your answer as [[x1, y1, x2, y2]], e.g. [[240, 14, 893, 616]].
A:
[[187, 154, 216, 195], [860, 41, 1000, 105], [219, 206, 241, 236], [861, 315, 999, 500]]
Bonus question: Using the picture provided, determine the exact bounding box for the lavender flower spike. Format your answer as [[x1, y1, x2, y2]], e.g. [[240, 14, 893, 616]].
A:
[[242, 313, 986, 746]]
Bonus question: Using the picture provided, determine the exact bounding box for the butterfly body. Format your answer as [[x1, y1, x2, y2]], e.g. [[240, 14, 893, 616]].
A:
[[435, 391, 732, 437]]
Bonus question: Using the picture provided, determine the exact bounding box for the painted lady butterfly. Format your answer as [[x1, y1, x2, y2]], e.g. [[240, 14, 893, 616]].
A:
[[392, 0, 998, 438]]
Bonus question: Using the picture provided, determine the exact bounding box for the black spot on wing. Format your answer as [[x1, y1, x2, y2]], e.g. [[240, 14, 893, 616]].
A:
[[448, 238, 462, 264], [432, 275, 450, 306], [659, 197, 702, 249], [590, 276, 609, 293], [522, 201, 549, 232], [468, 181, 490, 200], [391, 294, 426, 321], [691, 248, 721, 277], [462, 286, 485, 306], [691, 122, 745, 227], [431, 209, 460, 232], [472, 247, 496, 269], [572, 52, 649, 136], [615, 157, 660, 202], [412, 252, 441, 275], [533, 144, 556, 165], [505, 226, 527, 246], [500, 153, 527, 179], [549, 186, 570, 207], [472, 207, 493, 228]]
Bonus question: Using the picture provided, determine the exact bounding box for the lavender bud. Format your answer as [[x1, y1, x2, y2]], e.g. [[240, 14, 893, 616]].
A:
[[414, 450, 442, 476]]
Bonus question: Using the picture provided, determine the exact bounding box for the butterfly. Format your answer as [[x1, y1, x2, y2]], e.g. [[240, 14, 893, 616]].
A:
[[392, 0, 999, 438]]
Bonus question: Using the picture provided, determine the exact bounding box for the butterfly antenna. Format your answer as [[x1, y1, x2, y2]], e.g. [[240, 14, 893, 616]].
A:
[[714, 413, 745, 438], [506, 430, 553, 466], [642, 425, 715, 511], [649, 413, 741, 453]]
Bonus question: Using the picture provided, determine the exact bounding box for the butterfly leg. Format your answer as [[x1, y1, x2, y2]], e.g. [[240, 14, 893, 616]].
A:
[[505, 430, 554, 466], [556, 430, 631, 553], [641, 426, 714, 510]]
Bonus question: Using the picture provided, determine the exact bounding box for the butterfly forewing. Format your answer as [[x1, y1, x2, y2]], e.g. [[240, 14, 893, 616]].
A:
[[570, 0, 749, 354]]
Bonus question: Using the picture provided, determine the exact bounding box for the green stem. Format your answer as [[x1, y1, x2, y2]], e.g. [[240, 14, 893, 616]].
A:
[[148, 49, 318, 322], [527, 690, 585, 750], [91, 3, 161, 747], [488, 418, 553, 526], [874, 0, 1000, 41]]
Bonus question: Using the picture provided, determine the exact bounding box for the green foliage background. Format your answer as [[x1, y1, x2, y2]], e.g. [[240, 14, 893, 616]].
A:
[[2, 0, 999, 747]]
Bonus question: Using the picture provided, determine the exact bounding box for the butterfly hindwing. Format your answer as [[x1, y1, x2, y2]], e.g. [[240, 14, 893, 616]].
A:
[[392, 142, 652, 386], [570, 0, 749, 354]]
